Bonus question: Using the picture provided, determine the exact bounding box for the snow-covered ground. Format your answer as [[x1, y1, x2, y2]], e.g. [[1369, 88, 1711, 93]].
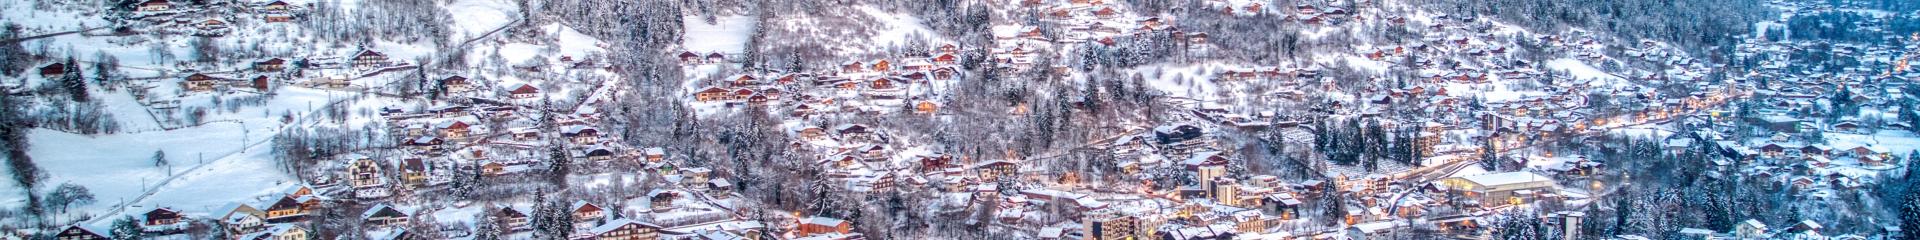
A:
[[682, 15, 756, 54]]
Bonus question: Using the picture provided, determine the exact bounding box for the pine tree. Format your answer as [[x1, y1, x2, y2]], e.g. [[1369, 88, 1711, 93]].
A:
[[1904, 176, 1920, 240], [474, 214, 503, 240], [110, 215, 145, 240], [547, 145, 570, 186], [63, 56, 88, 102]]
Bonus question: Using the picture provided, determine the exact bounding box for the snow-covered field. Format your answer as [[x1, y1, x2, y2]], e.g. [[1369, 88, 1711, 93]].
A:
[[682, 15, 755, 54]]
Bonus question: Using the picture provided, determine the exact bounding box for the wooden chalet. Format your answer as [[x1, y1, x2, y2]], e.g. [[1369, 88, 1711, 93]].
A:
[[351, 50, 388, 69], [40, 63, 66, 78]]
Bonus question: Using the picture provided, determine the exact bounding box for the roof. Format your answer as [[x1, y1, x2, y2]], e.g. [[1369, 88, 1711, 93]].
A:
[[1453, 171, 1551, 187], [589, 218, 661, 235], [360, 204, 409, 220], [803, 216, 847, 227]]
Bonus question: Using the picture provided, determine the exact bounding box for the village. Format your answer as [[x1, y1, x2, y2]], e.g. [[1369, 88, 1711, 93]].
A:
[[2, 0, 1917, 239]]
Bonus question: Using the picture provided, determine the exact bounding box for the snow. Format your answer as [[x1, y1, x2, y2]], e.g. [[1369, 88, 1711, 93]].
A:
[[1453, 171, 1551, 187], [442, 0, 520, 40], [1547, 58, 1623, 82], [682, 15, 756, 54]]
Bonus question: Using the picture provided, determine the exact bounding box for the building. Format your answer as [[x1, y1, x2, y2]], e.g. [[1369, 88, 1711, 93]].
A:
[[185, 73, 221, 92], [590, 219, 663, 240], [352, 50, 388, 69], [361, 204, 411, 229], [798, 216, 851, 237], [54, 225, 110, 240], [136, 0, 171, 12], [347, 155, 384, 188], [507, 83, 540, 99], [1085, 211, 1140, 240], [40, 63, 66, 78], [237, 224, 307, 240], [1438, 171, 1556, 207]]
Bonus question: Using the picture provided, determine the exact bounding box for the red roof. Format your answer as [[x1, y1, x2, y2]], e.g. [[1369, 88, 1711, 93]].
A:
[[509, 84, 539, 94], [39, 63, 65, 76]]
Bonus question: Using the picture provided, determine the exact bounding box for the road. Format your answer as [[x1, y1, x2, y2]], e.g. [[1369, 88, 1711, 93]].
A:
[[0, 26, 110, 44]]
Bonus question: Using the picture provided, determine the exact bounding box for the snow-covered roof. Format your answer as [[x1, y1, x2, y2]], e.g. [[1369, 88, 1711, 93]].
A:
[[804, 216, 847, 227], [1453, 171, 1551, 187]]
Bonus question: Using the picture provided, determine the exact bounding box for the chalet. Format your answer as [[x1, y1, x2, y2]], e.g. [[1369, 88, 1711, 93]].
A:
[[1094, 7, 1119, 18], [361, 204, 411, 229], [264, 195, 317, 221], [589, 219, 662, 240], [137, 208, 183, 228], [408, 136, 444, 152], [263, 14, 293, 23], [219, 203, 268, 235], [916, 101, 939, 114], [495, 206, 532, 231], [937, 44, 960, 55], [583, 148, 615, 161], [643, 147, 666, 162], [649, 190, 680, 212], [198, 19, 230, 30], [39, 63, 66, 78], [731, 88, 757, 101], [506, 84, 540, 99], [727, 74, 761, 87], [746, 94, 770, 105], [695, 87, 732, 102], [54, 225, 110, 240], [563, 125, 600, 144], [976, 160, 1020, 180], [834, 124, 871, 141], [373, 228, 426, 240], [185, 73, 220, 92], [842, 61, 865, 74], [799, 216, 852, 237], [705, 52, 726, 63], [351, 50, 388, 69], [932, 53, 959, 66], [572, 201, 605, 222], [1832, 121, 1861, 133], [871, 59, 893, 73], [440, 76, 470, 93], [870, 78, 896, 89], [933, 67, 957, 80], [678, 52, 701, 63], [400, 158, 429, 186], [436, 120, 470, 139], [1189, 32, 1209, 44], [237, 224, 307, 240], [262, 1, 292, 12], [708, 178, 733, 197], [481, 162, 507, 175], [348, 155, 385, 188], [136, 0, 171, 12], [249, 76, 271, 92]]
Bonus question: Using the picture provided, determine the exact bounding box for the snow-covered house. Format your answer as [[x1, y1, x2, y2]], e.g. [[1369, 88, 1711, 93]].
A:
[[361, 204, 412, 229], [352, 50, 389, 69], [1437, 171, 1556, 207], [54, 224, 111, 240], [141, 207, 189, 233], [136, 0, 172, 12], [562, 125, 600, 144], [589, 218, 662, 240], [507, 83, 540, 99]]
